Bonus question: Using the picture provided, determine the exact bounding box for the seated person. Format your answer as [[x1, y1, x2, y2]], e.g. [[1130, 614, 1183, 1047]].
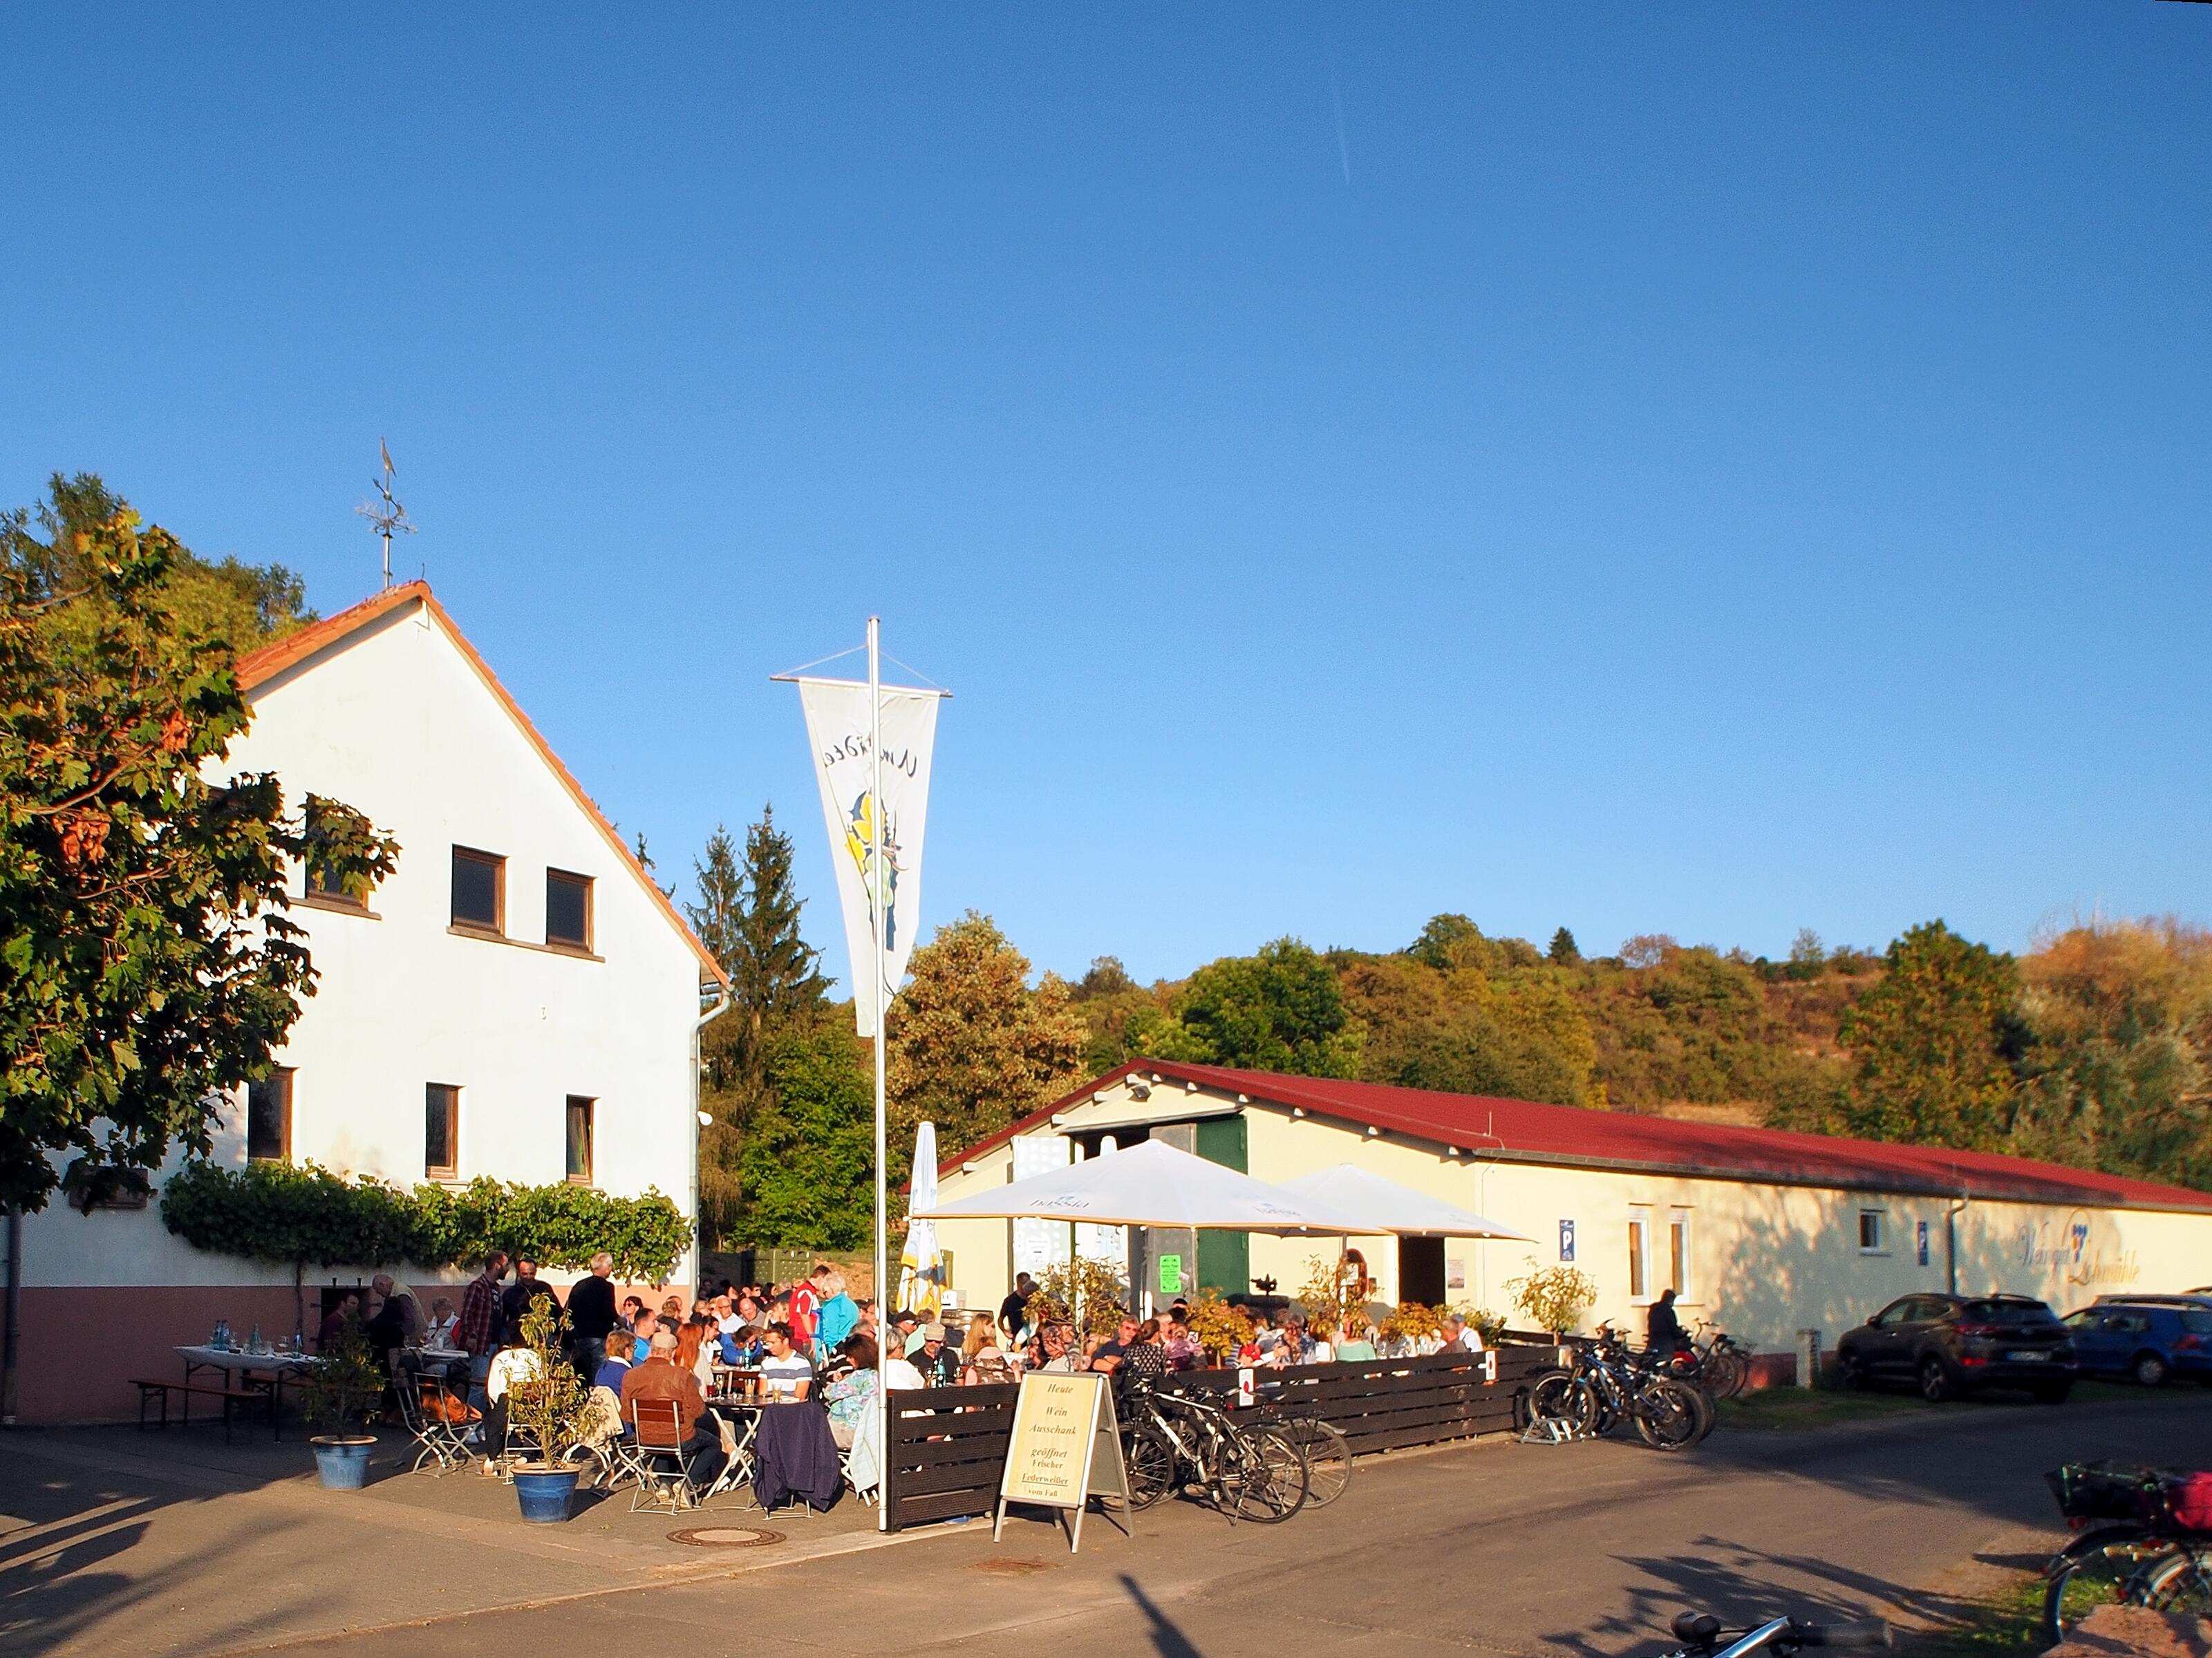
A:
[[759, 1321, 814, 1401], [621, 1329, 720, 1483], [317, 1289, 362, 1351], [482, 1322, 543, 1456], [592, 1342, 633, 1393], [425, 1297, 459, 1347], [630, 1310, 660, 1363], [909, 1322, 958, 1387], [821, 1334, 880, 1449]]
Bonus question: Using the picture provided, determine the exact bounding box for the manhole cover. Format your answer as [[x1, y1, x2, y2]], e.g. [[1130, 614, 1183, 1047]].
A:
[[971, 1557, 1056, 1574], [667, 1525, 786, 1548]]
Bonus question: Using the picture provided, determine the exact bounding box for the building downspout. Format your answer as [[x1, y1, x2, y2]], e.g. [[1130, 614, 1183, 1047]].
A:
[[691, 986, 732, 1292], [1944, 1191, 1969, 1296], [3, 1203, 21, 1425]]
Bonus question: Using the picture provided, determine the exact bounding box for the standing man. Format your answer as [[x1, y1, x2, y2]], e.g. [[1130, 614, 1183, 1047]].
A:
[[502, 1255, 561, 1326], [1647, 1288, 1685, 1358], [457, 1250, 510, 1411], [565, 1252, 620, 1379], [999, 1272, 1035, 1344]]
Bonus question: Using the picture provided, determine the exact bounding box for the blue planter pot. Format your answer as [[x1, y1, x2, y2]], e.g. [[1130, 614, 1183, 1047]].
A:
[[311, 1438, 374, 1491], [512, 1467, 581, 1524]]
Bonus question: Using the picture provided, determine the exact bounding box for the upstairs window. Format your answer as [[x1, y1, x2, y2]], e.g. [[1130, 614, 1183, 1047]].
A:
[[305, 860, 366, 910], [451, 847, 505, 933], [247, 1069, 294, 1163], [425, 1084, 460, 1179], [1627, 1209, 1651, 1301], [565, 1095, 595, 1185], [546, 869, 593, 952], [1857, 1209, 1887, 1254]]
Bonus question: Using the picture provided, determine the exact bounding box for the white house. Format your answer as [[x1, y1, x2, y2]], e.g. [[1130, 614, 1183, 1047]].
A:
[[8, 581, 727, 1424]]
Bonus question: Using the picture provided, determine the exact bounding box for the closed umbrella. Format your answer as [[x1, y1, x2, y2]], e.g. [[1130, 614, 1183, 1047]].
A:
[[898, 1122, 944, 1316]]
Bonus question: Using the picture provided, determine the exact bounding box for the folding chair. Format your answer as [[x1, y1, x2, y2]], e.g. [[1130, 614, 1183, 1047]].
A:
[[562, 1384, 626, 1489], [693, 1411, 757, 1509], [625, 1397, 698, 1513], [400, 1373, 477, 1475]]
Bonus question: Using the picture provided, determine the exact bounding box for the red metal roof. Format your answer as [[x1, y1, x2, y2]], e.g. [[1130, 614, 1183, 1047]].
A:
[[943, 1059, 2212, 1214]]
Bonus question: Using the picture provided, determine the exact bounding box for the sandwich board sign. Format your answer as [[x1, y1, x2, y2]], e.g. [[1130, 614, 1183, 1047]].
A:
[[993, 1370, 1130, 1552]]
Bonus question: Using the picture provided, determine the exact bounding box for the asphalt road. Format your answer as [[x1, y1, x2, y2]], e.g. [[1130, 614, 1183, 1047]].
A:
[[270, 1391, 2211, 1658]]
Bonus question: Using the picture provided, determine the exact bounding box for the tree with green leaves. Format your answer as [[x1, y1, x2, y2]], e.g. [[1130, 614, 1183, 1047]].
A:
[[1176, 936, 1362, 1079], [687, 807, 829, 1246], [1, 489, 396, 1214], [1837, 921, 2025, 1151], [1547, 927, 1580, 965], [886, 912, 1086, 1174], [739, 1009, 874, 1249]]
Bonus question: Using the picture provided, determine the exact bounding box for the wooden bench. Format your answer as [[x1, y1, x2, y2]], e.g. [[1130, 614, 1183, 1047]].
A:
[[132, 1377, 274, 1441]]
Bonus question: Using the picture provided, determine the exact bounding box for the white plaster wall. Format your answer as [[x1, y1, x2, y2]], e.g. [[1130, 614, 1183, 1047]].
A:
[[23, 597, 704, 1290], [927, 1079, 2212, 1350]]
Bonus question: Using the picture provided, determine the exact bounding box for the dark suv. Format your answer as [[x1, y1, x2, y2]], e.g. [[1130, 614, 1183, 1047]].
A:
[[1837, 1292, 2075, 1403]]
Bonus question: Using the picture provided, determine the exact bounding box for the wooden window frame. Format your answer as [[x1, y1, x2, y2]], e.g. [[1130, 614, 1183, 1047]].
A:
[[302, 860, 375, 916], [545, 868, 594, 953], [565, 1095, 595, 1186], [1627, 1209, 1651, 1303], [425, 1083, 461, 1180], [1857, 1208, 1888, 1256], [1668, 1207, 1693, 1301], [450, 846, 506, 935], [247, 1068, 294, 1165]]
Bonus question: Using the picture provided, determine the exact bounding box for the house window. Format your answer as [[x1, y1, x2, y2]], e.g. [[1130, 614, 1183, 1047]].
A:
[[305, 860, 365, 909], [1627, 1209, 1651, 1301], [565, 1095, 594, 1185], [546, 869, 593, 951], [425, 1084, 460, 1179], [1857, 1209, 1887, 1254], [451, 847, 505, 933], [247, 1069, 294, 1163], [1669, 1208, 1692, 1299]]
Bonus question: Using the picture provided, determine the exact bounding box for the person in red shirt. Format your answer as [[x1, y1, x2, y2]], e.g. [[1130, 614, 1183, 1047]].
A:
[[789, 1269, 821, 1354]]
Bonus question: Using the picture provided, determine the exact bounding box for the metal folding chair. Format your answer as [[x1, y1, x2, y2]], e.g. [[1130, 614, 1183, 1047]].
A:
[[399, 1372, 476, 1475], [624, 1397, 698, 1513], [692, 1410, 757, 1509]]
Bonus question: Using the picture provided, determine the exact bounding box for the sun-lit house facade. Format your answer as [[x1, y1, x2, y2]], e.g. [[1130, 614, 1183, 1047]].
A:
[[9, 583, 726, 1424]]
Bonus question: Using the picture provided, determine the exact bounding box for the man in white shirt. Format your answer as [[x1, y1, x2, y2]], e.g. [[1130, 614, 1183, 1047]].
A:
[[760, 1322, 815, 1401], [1444, 1314, 1485, 1353]]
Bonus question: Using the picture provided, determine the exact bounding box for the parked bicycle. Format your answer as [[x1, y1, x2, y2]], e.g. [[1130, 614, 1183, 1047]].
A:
[[1118, 1379, 1311, 1523], [1651, 1610, 1889, 1658], [2041, 1462, 2212, 1644], [1247, 1392, 1353, 1507], [1673, 1321, 1752, 1400], [1530, 1323, 1714, 1451]]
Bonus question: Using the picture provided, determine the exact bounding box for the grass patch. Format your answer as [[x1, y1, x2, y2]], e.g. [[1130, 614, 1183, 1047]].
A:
[[1905, 1574, 2044, 1658]]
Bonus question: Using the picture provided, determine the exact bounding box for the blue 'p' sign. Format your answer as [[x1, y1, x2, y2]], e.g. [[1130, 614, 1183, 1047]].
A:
[[1916, 1219, 1929, 1266], [1559, 1219, 1575, 1263]]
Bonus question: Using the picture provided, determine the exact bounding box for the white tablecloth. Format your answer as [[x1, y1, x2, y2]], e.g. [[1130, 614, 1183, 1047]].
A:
[[175, 1345, 317, 1373]]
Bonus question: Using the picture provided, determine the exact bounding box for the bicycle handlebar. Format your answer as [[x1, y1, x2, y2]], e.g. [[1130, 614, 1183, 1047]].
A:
[[1668, 1613, 1890, 1654]]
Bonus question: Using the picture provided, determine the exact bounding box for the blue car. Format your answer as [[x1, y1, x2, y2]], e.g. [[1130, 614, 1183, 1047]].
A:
[[2061, 1295, 2212, 1387]]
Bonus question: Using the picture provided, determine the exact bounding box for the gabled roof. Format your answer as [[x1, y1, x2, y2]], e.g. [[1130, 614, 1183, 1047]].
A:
[[943, 1059, 2212, 1214], [236, 582, 729, 988]]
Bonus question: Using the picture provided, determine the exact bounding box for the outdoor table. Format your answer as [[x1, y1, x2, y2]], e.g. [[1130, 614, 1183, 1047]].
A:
[[174, 1344, 319, 1440], [748, 1400, 841, 1511], [398, 1346, 470, 1377]]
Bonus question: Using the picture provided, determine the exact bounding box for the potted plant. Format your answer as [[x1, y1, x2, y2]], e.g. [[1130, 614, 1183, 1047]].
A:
[[1504, 1260, 1600, 1339], [299, 1317, 383, 1489], [502, 1293, 595, 1523]]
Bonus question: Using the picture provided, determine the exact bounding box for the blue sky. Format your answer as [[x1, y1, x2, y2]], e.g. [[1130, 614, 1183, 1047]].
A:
[[5, 8, 2208, 992]]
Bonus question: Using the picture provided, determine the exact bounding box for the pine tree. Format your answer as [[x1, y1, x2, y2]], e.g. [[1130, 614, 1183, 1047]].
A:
[[1548, 927, 1581, 965]]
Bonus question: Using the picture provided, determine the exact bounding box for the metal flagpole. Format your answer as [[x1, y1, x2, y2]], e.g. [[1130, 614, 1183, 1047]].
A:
[[868, 616, 890, 1534]]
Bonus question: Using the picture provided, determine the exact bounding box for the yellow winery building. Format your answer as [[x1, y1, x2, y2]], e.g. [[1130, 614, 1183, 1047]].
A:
[[924, 1060, 2212, 1357]]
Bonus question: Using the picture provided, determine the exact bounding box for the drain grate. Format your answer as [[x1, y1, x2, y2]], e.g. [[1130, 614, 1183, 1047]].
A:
[[667, 1525, 787, 1548]]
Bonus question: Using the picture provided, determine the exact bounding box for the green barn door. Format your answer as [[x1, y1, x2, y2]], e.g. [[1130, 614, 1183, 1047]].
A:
[[1194, 1115, 1250, 1297]]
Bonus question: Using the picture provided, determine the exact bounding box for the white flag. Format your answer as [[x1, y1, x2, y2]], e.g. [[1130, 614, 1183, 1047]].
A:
[[795, 677, 943, 1037]]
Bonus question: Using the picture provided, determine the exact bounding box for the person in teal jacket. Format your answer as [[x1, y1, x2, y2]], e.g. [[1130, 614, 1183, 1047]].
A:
[[814, 1270, 859, 1359]]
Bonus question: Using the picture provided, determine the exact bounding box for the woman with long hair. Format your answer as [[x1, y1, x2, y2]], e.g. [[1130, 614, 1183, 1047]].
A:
[[821, 1332, 879, 1449], [960, 1316, 1011, 1384], [673, 1318, 714, 1391]]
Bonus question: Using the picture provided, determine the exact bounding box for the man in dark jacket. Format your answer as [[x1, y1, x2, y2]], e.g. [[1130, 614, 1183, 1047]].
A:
[[1647, 1288, 1686, 1357], [501, 1256, 563, 1326], [565, 1251, 620, 1378]]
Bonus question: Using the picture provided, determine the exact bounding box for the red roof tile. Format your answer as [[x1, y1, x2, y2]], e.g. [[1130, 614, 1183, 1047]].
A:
[[942, 1059, 2212, 1214]]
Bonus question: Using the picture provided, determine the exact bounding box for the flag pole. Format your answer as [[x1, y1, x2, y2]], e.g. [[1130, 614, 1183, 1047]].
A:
[[868, 614, 890, 1534]]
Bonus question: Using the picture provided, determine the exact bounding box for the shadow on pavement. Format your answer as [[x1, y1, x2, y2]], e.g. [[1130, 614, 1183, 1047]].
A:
[[1121, 1574, 1208, 1658]]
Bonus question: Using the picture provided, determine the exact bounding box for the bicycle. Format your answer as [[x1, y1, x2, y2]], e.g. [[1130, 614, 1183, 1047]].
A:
[[1248, 1393, 1353, 1507], [1118, 1380, 1311, 1523], [1653, 1610, 1889, 1658], [2041, 1462, 2212, 1645], [1532, 1325, 1713, 1451], [1676, 1321, 1752, 1400]]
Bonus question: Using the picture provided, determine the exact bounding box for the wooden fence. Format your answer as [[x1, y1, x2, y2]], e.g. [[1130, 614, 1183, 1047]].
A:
[[882, 1342, 1562, 1533]]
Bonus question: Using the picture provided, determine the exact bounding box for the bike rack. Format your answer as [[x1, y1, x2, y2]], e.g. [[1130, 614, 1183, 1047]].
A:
[[1519, 1415, 1593, 1445]]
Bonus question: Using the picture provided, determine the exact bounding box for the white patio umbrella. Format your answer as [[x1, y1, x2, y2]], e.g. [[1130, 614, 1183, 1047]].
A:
[[1275, 1165, 1533, 1240], [897, 1121, 944, 1317], [913, 1138, 1369, 1233]]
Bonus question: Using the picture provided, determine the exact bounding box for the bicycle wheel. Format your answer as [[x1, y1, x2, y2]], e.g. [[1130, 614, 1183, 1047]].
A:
[[1221, 1425, 1309, 1523], [2132, 1547, 2212, 1619], [1286, 1419, 1351, 1507], [1121, 1423, 1177, 1511], [1686, 1381, 1718, 1443], [1632, 1380, 1703, 1451], [1707, 1348, 1750, 1400], [2041, 1527, 2175, 1647], [1529, 1373, 1586, 1429]]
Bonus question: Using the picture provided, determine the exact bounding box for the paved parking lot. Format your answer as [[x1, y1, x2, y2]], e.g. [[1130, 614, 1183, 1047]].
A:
[[4, 1388, 2205, 1657]]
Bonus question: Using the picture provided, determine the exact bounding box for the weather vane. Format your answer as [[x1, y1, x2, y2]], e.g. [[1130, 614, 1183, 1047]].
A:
[[354, 438, 417, 590]]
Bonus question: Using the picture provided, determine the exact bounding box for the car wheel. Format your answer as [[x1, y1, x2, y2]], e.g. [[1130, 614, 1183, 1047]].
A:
[[2133, 1353, 2169, 1388], [1918, 1355, 1952, 1403], [1839, 1352, 1869, 1392]]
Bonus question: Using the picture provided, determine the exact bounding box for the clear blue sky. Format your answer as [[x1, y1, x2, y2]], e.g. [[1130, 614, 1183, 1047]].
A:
[[6, 8, 2208, 994]]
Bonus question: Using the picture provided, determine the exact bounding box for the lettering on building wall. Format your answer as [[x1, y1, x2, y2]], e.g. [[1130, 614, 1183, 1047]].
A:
[[2015, 1209, 2141, 1288]]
